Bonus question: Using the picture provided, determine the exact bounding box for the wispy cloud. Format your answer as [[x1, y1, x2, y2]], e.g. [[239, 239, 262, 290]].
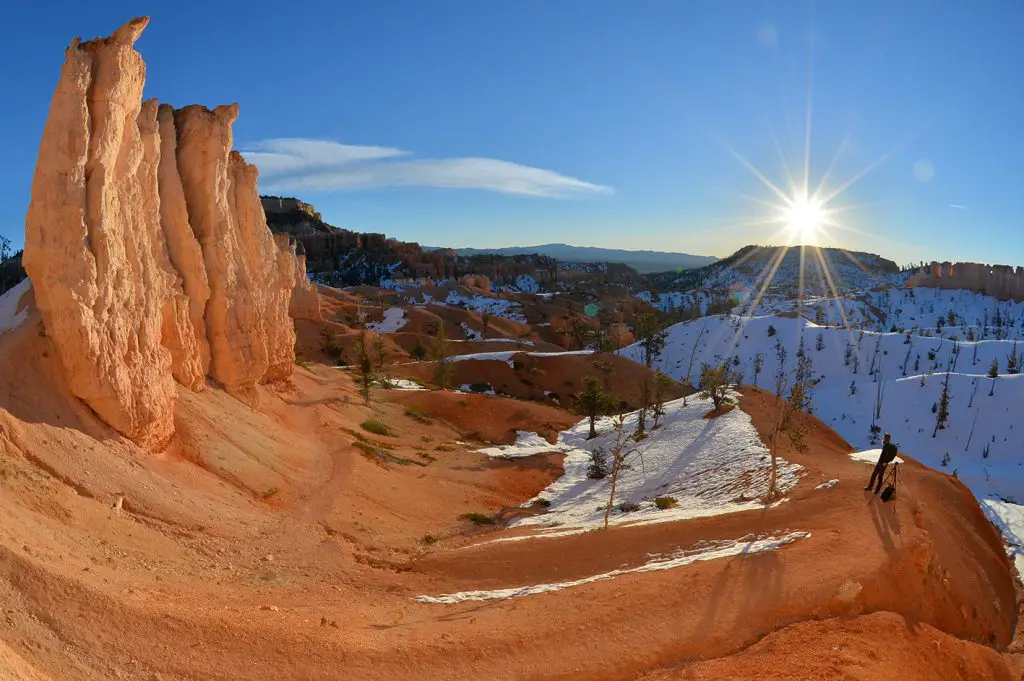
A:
[[948, 203, 968, 209], [240, 138, 612, 198]]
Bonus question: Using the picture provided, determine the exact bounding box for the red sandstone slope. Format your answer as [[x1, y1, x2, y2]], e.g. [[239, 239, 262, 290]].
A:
[[2, 294, 1021, 681]]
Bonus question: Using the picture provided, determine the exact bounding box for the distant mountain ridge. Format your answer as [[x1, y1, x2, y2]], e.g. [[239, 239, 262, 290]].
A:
[[435, 243, 717, 273]]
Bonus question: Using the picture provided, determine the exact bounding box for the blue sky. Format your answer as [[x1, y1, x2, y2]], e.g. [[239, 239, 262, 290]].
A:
[[3, 1, 1024, 265]]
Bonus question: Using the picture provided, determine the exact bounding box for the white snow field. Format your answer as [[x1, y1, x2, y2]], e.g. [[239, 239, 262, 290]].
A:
[[416, 531, 810, 603], [486, 392, 802, 535], [620, 312, 1024, 568]]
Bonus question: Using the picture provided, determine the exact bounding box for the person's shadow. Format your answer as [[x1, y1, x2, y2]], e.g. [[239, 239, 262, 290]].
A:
[[869, 493, 902, 554]]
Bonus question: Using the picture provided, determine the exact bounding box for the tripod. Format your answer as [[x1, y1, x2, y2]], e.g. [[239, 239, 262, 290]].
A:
[[881, 462, 900, 502]]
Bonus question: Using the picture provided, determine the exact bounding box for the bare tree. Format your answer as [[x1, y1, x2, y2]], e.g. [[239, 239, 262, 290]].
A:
[[603, 414, 641, 529], [682, 321, 708, 405]]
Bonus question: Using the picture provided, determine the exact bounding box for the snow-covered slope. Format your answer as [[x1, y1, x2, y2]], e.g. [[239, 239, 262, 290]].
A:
[[620, 313, 1024, 567], [484, 393, 801, 535]]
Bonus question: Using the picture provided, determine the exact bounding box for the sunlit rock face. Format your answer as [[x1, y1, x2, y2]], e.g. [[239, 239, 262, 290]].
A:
[[23, 17, 301, 445], [907, 262, 1024, 302]]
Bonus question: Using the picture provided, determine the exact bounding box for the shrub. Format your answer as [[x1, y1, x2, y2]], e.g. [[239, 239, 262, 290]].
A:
[[536, 498, 552, 508], [361, 418, 392, 436], [587, 449, 609, 479], [461, 512, 496, 525], [410, 342, 429, 362], [617, 501, 640, 513], [422, 534, 438, 545], [404, 407, 433, 425], [653, 496, 677, 510], [435, 443, 456, 452]]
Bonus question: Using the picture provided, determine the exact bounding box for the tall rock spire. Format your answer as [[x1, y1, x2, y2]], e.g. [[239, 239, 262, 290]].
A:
[[23, 18, 302, 446]]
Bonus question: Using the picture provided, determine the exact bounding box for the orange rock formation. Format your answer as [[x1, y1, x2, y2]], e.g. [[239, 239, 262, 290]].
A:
[[906, 261, 1024, 301], [22, 17, 306, 445]]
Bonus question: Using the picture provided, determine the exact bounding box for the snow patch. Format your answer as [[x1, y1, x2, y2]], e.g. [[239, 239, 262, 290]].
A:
[[383, 378, 428, 391], [478, 431, 571, 459], [416, 531, 810, 603], [815, 479, 839, 491], [850, 449, 904, 465], [513, 393, 802, 534], [0, 279, 30, 335], [367, 307, 407, 333]]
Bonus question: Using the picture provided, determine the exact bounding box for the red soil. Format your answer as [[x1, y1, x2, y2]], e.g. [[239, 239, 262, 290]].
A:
[[0, 299, 1020, 681], [392, 351, 688, 409]]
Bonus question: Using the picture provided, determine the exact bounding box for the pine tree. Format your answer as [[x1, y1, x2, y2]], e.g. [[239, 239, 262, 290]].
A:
[[815, 306, 825, 325], [651, 371, 671, 429], [752, 352, 765, 388], [373, 332, 388, 372], [815, 332, 825, 352], [773, 340, 788, 398], [355, 328, 374, 405], [1008, 342, 1019, 375], [989, 358, 999, 379], [933, 373, 951, 437], [480, 311, 492, 338], [849, 380, 857, 396], [432, 324, 455, 390], [574, 376, 617, 440], [699, 363, 732, 411], [636, 313, 667, 368], [787, 336, 814, 420], [635, 378, 651, 441], [767, 324, 777, 337]]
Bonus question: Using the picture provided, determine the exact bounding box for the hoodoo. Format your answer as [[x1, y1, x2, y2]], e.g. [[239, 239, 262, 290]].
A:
[[22, 17, 313, 446]]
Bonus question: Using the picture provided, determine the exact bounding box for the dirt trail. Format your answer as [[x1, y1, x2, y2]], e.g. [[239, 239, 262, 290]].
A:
[[0, 310, 1020, 681]]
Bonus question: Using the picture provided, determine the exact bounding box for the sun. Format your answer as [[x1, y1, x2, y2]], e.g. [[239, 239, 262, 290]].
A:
[[781, 195, 827, 244]]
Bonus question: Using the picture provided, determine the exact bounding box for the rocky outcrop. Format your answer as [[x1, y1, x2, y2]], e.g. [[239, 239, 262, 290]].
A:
[[24, 18, 178, 447], [285, 239, 322, 322], [23, 18, 303, 445], [906, 261, 1024, 302]]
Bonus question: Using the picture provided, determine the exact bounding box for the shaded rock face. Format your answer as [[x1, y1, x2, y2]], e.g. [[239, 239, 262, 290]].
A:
[[23, 18, 301, 446], [906, 261, 1024, 302]]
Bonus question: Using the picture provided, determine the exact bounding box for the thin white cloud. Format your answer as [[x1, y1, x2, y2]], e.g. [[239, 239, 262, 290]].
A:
[[240, 138, 611, 198], [948, 204, 968, 209]]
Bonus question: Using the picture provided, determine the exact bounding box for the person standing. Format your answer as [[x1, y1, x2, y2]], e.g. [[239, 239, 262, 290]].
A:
[[865, 433, 898, 494]]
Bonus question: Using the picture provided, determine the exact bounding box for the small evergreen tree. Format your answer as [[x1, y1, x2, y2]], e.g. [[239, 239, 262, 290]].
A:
[[636, 313, 668, 368], [574, 376, 617, 440], [815, 306, 825, 325], [635, 378, 651, 441], [355, 329, 374, 405], [849, 380, 857, 396], [373, 332, 388, 372], [1008, 342, 1019, 375], [933, 374, 951, 437], [815, 332, 825, 352], [844, 343, 852, 366], [786, 337, 815, 423], [651, 371, 671, 429], [989, 358, 999, 379], [767, 324, 777, 337], [699, 363, 732, 411], [410, 340, 428, 362], [480, 311, 492, 337], [752, 352, 765, 388], [432, 324, 455, 390]]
